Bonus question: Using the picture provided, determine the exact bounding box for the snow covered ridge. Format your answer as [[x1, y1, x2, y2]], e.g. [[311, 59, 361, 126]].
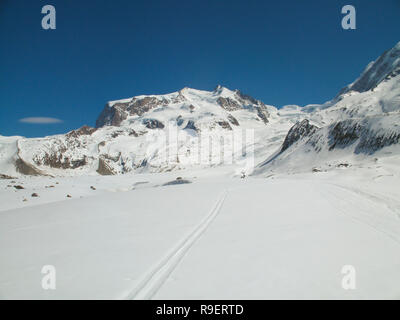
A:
[[255, 113, 400, 175], [95, 85, 272, 127], [1, 41, 400, 177], [337, 40, 400, 97], [252, 41, 400, 175]]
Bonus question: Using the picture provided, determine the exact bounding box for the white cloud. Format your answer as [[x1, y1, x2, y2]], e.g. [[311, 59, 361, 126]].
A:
[[19, 117, 63, 124]]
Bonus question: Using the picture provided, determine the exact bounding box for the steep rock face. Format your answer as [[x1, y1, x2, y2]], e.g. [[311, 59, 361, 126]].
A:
[[128, 97, 168, 116], [281, 120, 319, 152], [327, 121, 362, 151], [235, 90, 260, 105], [95, 97, 169, 128], [234, 89, 270, 124], [324, 115, 400, 154], [96, 102, 129, 127], [217, 97, 242, 111], [298, 114, 400, 155], [97, 156, 116, 175], [255, 113, 400, 175], [255, 105, 270, 124]]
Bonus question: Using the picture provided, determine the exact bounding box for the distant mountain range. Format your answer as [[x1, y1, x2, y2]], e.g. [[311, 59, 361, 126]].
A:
[[1, 41, 399, 177]]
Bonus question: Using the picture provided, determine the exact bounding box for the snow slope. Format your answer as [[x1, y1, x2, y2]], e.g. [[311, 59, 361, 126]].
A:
[[0, 136, 20, 176], [1, 164, 400, 299], [254, 41, 400, 176]]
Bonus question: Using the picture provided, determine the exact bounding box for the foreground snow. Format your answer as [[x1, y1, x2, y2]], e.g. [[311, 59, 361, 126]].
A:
[[1, 162, 400, 299]]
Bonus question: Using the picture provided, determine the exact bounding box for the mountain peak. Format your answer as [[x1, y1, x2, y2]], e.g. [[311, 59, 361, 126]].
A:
[[338, 41, 400, 96], [213, 84, 234, 95], [95, 85, 272, 128]]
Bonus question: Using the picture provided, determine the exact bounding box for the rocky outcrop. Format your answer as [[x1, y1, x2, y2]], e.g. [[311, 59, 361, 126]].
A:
[[15, 157, 44, 176], [217, 97, 242, 111], [96, 102, 129, 127], [234, 90, 260, 105], [110, 129, 138, 138], [255, 105, 270, 124], [184, 120, 197, 131], [324, 116, 400, 154], [0, 173, 16, 179], [217, 91, 270, 124], [327, 121, 361, 151], [356, 129, 400, 154], [39, 153, 88, 169], [66, 125, 97, 138], [281, 120, 318, 152], [96, 97, 168, 128], [32, 138, 91, 169], [96, 156, 116, 175], [227, 114, 239, 126], [217, 120, 232, 130], [302, 115, 400, 155], [128, 97, 167, 116], [234, 90, 270, 124]]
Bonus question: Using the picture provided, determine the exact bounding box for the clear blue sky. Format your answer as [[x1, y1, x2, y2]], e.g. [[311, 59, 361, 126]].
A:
[[1, 0, 399, 137]]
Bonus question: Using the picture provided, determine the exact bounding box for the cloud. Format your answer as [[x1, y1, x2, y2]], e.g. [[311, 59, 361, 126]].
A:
[[19, 117, 63, 124]]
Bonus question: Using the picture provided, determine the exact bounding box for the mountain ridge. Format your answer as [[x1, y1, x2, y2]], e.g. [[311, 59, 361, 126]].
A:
[[1, 41, 400, 177]]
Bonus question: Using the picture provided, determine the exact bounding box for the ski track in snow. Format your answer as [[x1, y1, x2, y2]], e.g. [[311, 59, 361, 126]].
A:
[[328, 182, 400, 219], [314, 182, 400, 247], [126, 190, 228, 300]]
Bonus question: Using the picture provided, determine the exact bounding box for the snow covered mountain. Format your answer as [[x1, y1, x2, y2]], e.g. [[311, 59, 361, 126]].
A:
[[0, 86, 291, 176], [1, 41, 400, 178], [254, 41, 400, 175]]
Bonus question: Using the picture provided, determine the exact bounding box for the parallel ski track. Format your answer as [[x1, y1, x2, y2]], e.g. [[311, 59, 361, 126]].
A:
[[126, 190, 228, 300]]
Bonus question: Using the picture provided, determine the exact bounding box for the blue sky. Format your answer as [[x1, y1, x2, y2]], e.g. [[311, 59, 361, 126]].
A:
[[1, 0, 399, 137]]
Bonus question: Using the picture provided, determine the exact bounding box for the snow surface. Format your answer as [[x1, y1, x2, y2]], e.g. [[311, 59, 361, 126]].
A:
[[0, 136, 20, 175], [1, 161, 400, 299]]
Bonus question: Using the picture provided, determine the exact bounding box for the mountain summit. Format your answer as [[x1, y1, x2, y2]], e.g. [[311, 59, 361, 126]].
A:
[[95, 86, 272, 128]]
